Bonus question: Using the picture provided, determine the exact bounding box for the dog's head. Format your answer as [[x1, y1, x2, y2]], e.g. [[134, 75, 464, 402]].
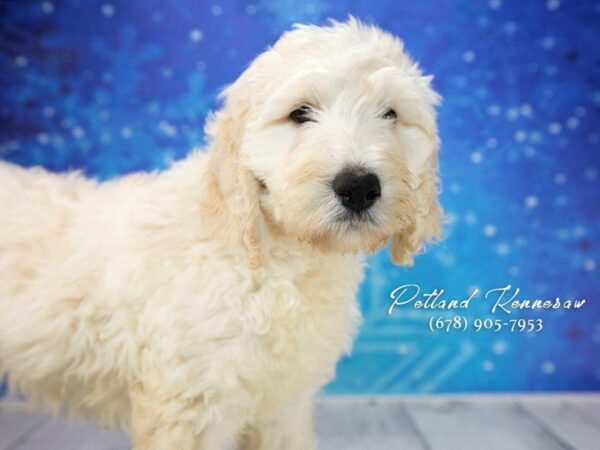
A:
[[206, 18, 442, 268]]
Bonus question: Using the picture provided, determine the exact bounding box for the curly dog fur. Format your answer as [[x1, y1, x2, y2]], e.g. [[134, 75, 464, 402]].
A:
[[0, 18, 441, 449]]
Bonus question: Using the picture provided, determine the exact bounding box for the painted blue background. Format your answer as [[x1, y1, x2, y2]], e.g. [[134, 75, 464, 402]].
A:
[[0, 0, 598, 395]]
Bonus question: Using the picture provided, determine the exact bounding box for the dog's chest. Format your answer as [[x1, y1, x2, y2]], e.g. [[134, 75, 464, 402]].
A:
[[238, 255, 364, 399]]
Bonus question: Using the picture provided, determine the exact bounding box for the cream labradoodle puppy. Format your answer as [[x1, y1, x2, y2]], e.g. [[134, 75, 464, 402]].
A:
[[0, 18, 441, 450]]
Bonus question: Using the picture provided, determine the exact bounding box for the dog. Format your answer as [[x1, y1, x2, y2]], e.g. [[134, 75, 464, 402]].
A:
[[0, 18, 442, 449]]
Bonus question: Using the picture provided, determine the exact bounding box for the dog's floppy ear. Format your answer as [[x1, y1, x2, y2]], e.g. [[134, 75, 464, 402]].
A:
[[390, 75, 443, 266], [390, 151, 443, 266], [205, 79, 263, 269]]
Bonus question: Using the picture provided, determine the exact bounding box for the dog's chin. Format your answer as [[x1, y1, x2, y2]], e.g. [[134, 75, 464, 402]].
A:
[[336, 209, 377, 229], [294, 216, 391, 257]]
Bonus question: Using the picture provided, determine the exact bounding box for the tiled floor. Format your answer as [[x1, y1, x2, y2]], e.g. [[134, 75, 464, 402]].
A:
[[1, 394, 599, 450]]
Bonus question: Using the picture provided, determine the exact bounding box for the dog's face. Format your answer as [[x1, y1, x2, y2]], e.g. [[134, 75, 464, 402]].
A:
[[207, 19, 442, 267]]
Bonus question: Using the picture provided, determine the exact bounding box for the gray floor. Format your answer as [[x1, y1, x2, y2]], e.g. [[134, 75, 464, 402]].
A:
[[1, 394, 599, 450]]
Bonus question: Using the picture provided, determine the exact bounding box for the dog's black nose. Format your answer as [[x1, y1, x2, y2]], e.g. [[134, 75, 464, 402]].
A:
[[332, 170, 381, 213]]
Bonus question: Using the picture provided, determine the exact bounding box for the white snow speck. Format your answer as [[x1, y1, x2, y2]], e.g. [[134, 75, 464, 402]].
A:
[[554, 173, 566, 185], [506, 107, 519, 121], [525, 195, 539, 209], [463, 51, 475, 63], [514, 130, 527, 142], [584, 259, 596, 272], [541, 36, 556, 49], [159, 120, 177, 136], [37, 133, 50, 145], [542, 361, 556, 374], [548, 122, 562, 134], [464, 212, 477, 225], [43, 106, 55, 117], [483, 360, 495, 372], [72, 126, 85, 138], [14, 55, 28, 67], [496, 243, 510, 256], [492, 340, 507, 355], [41, 1, 55, 14], [397, 344, 411, 355], [483, 224, 497, 238], [488, 104, 501, 116], [101, 3, 115, 17], [470, 151, 483, 164], [189, 29, 203, 42], [566, 117, 579, 129]]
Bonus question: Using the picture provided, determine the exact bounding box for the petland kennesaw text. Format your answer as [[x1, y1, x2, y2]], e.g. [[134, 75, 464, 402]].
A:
[[387, 284, 587, 315]]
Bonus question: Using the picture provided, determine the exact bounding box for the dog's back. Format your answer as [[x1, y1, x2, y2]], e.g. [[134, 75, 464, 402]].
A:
[[0, 162, 132, 425], [0, 162, 94, 300]]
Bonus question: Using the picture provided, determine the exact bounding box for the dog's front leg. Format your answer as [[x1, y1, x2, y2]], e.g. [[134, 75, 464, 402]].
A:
[[241, 394, 317, 450], [130, 382, 243, 450]]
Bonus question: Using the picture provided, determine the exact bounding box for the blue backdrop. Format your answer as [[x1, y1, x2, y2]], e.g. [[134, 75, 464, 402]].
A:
[[1, 0, 598, 394]]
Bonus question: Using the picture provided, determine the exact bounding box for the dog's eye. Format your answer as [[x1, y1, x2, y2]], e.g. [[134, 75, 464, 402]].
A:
[[382, 109, 397, 120], [290, 105, 315, 124]]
